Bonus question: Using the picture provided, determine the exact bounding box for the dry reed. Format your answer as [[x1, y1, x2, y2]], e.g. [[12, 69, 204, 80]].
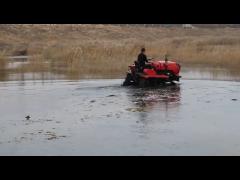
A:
[[1, 25, 240, 77], [0, 51, 6, 70]]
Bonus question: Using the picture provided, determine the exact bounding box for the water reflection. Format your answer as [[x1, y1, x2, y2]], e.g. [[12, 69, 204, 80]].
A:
[[126, 85, 181, 139], [0, 70, 66, 83], [2, 59, 240, 82], [128, 85, 181, 113], [0, 71, 7, 81], [127, 85, 181, 120], [182, 66, 240, 81]]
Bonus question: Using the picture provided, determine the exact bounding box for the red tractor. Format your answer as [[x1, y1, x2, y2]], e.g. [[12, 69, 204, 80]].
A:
[[123, 59, 181, 86]]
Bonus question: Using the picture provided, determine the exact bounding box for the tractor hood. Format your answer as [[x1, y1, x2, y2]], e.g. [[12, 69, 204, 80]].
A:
[[150, 60, 181, 75]]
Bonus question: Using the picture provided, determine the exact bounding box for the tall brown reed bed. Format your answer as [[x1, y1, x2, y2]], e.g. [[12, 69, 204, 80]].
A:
[[1, 25, 240, 78], [0, 51, 6, 70], [40, 43, 143, 77], [36, 37, 240, 77]]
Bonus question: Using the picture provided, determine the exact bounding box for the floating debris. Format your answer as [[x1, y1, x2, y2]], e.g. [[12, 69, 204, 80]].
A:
[[46, 119, 53, 122], [47, 136, 58, 140], [59, 136, 67, 138], [107, 95, 116, 97], [45, 131, 58, 140], [25, 115, 31, 120], [232, 99, 238, 101], [126, 107, 145, 112], [115, 113, 121, 118], [90, 100, 96, 103], [45, 131, 67, 140]]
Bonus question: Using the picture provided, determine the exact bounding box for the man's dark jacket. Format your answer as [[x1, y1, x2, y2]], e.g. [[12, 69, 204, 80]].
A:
[[137, 53, 148, 67]]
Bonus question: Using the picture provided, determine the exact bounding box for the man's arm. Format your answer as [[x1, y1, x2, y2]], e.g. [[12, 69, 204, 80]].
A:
[[144, 54, 148, 63]]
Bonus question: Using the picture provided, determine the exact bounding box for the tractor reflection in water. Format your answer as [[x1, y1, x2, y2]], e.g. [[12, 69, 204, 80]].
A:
[[126, 85, 181, 121], [126, 85, 181, 139]]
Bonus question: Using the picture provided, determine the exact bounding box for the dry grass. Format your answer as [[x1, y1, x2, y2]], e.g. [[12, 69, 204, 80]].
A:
[[1, 25, 240, 77], [14, 55, 50, 73], [41, 43, 140, 77], [0, 51, 6, 70], [146, 36, 240, 68], [39, 37, 240, 77]]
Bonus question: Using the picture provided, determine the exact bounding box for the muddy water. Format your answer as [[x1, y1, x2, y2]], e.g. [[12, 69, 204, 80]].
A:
[[1, 59, 240, 155], [0, 78, 240, 156]]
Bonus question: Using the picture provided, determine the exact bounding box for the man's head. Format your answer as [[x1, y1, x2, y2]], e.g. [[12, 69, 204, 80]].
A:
[[141, 48, 146, 54]]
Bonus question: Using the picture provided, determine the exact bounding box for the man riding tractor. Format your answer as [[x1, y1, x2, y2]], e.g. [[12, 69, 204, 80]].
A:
[[123, 49, 181, 86], [136, 48, 149, 72]]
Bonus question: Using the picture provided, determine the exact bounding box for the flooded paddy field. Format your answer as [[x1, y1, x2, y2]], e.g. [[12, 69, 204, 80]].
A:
[[2, 25, 240, 156], [0, 75, 240, 155]]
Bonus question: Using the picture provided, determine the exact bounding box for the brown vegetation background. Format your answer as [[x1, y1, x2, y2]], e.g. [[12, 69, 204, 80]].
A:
[[1, 24, 240, 77]]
